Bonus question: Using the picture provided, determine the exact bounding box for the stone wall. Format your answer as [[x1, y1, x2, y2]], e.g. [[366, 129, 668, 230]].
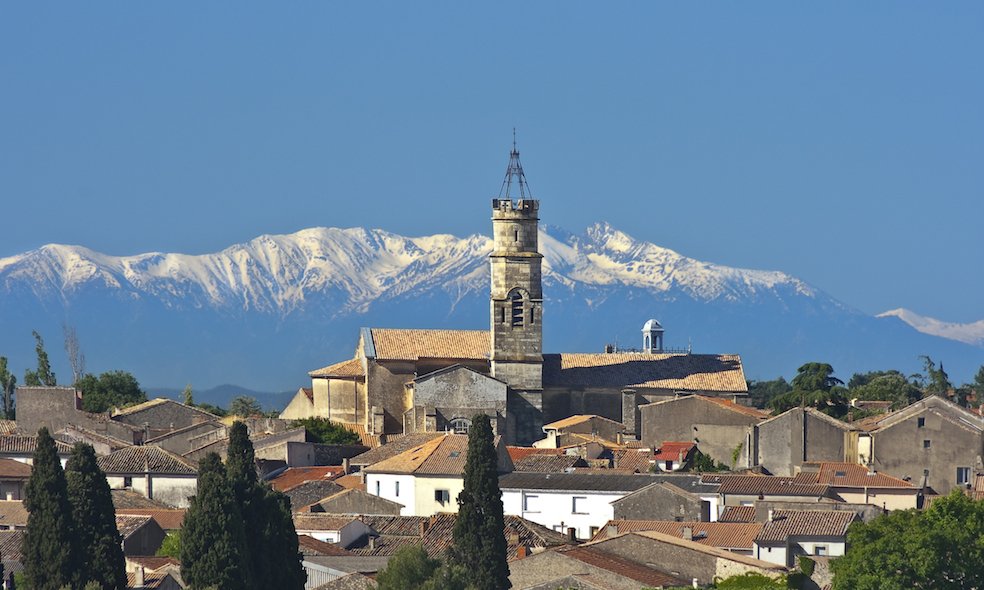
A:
[[612, 482, 707, 522], [641, 396, 760, 468]]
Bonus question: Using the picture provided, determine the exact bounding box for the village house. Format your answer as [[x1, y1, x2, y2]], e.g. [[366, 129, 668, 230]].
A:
[[0, 459, 31, 501], [795, 461, 919, 510], [610, 475, 721, 522], [851, 395, 984, 495], [98, 446, 198, 508], [506, 544, 686, 590], [533, 415, 627, 449], [754, 407, 859, 476], [752, 509, 858, 567], [640, 395, 767, 470], [0, 435, 72, 466], [116, 514, 167, 556], [591, 519, 765, 555], [499, 472, 667, 540], [363, 433, 512, 517]]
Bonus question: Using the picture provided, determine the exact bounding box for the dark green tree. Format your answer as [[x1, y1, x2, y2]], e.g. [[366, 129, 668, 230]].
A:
[[746, 377, 792, 409], [769, 362, 849, 417], [24, 330, 56, 387], [376, 545, 441, 590], [226, 421, 305, 590], [970, 365, 984, 398], [0, 356, 16, 418], [849, 370, 923, 409], [75, 370, 147, 413], [182, 384, 194, 406], [289, 417, 361, 444], [452, 414, 509, 590], [23, 428, 77, 590], [791, 362, 843, 392], [918, 355, 953, 398], [180, 453, 250, 590], [228, 395, 262, 417], [831, 491, 984, 589], [65, 443, 126, 590]]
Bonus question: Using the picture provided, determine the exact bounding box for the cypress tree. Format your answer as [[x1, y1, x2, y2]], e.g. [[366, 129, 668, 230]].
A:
[[66, 442, 127, 590], [226, 421, 304, 589], [23, 427, 78, 590], [452, 414, 510, 590], [180, 453, 250, 590]]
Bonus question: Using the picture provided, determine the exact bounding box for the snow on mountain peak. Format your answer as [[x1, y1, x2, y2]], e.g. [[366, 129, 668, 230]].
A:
[[877, 308, 984, 346], [0, 224, 820, 314]]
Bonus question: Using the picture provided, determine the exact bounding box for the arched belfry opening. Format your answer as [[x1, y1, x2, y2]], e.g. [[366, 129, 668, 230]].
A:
[[642, 319, 664, 353]]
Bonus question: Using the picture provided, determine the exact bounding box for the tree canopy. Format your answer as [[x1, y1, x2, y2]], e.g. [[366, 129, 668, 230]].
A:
[[831, 491, 984, 589], [746, 377, 792, 409], [24, 330, 56, 387], [228, 395, 263, 417], [23, 428, 77, 590], [848, 370, 922, 409], [65, 443, 126, 589], [452, 414, 509, 590], [0, 356, 16, 419], [768, 362, 849, 417], [376, 545, 441, 590], [75, 370, 147, 413], [289, 417, 361, 445]]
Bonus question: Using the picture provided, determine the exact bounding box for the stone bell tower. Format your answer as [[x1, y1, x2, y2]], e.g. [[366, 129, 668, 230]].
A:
[[491, 137, 544, 444], [490, 137, 543, 392]]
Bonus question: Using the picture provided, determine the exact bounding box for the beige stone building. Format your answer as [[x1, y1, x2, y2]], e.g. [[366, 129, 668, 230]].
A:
[[282, 144, 749, 444]]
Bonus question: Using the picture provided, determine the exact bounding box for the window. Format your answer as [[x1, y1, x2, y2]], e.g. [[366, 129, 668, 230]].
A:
[[958, 467, 972, 486], [510, 291, 524, 327], [815, 546, 828, 556], [123, 477, 132, 488], [572, 496, 587, 514], [918, 417, 926, 428], [435, 489, 450, 504], [395, 481, 400, 497], [923, 440, 931, 449], [375, 481, 380, 496], [450, 418, 471, 434], [498, 307, 505, 323], [589, 526, 599, 538], [523, 494, 539, 512]]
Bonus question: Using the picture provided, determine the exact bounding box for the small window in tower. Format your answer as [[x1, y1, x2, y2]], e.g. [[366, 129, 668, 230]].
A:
[[511, 291, 524, 327], [498, 307, 505, 324], [529, 308, 534, 325], [514, 230, 519, 242]]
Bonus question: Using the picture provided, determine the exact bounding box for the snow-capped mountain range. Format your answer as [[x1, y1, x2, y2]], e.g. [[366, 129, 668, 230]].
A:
[[0, 223, 980, 394]]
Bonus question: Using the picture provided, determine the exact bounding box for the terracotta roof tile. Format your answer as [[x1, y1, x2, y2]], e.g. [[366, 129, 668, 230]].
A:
[[0, 420, 16, 435], [506, 446, 563, 463], [611, 449, 657, 473], [714, 474, 830, 497], [332, 473, 367, 491], [302, 387, 314, 402], [116, 514, 154, 538], [592, 520, 763, 550], [543, 353, 748, 393], [653, 442, 696, 462], [293, 514, 360, 532], [309, 358, 366, 379], [112, 398, 217, 420], [97, 446, 197, 475], [698, 396, 770, 418], [807, 462, 915, 489], [284, 480, 346, 512], [719, 506, 757, 523], [0, 530, 22, 561], [126, 556, 180, 571], [269, 466, 345, 492], [369, 329, 490, 361], [557, 546, 685, 588], [111, 489, 174, 510], [0, 457, 32, 478], [0, 435, 73, 454], [513, 454, 585, 473], [116, 509, 187, 531], [0, 501, 28, 528], [543, 415, 621, 431], [126, 570, 174, 589], [297, 534, 354, 556], [755, 510, 858, 543]]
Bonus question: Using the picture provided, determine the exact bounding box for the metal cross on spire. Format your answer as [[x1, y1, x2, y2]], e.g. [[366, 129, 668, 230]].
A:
[[498, 128, 533, 200]]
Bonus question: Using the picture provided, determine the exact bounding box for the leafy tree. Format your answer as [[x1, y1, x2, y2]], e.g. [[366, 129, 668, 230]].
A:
[[918, 355, 953, 398], [849, 370, 923, 409], [769, 362, 849, 418], [452, 414, 509, 590], [746, 377, 792, 409], [194, 401, 228, 417], [225, 421, 304, 590], [228, 395, 262, 417], [24, 330, 56, 387], [831, 490, 984, 589], [63, 323, 86, 385], [23, 427, 78, 590], [377, 545, 441, 590], [182, 384, 194, 406], [970, 365, 984, 398], [0, 356, 16, 418], [156, 531, 181, 558], [714, 572, 788, 589], [690, 450, 729, 472], [65, 442, 126, 590], [75, 370, 147, 413], [180, 453, 250, 590], [289, 417, 361, 445]]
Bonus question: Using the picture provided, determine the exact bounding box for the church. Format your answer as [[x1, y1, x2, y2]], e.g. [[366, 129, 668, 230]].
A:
[[281, 143, 748, 445]]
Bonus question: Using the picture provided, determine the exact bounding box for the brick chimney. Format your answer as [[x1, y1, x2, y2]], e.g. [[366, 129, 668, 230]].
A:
[[516, 545, 528, 559], [682, 526, 693, 541]]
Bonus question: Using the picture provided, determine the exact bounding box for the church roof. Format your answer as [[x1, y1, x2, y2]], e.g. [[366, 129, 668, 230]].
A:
[[309, 358, 365, 378], [542, 353, 748, 393], [367, 328, 489, 361]]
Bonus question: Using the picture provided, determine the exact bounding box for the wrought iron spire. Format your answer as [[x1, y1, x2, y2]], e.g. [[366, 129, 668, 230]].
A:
[[498, 128, 533, 200]]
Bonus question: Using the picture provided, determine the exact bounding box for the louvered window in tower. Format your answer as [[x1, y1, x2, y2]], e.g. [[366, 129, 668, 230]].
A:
[[511, 291, 524, 327]]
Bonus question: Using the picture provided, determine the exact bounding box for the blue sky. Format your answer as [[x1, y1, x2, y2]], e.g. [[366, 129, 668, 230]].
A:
[[1, 3, 982, 322]]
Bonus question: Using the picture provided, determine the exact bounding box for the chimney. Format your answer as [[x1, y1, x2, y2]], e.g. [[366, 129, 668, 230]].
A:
[[606, 524, 618, 538], [369, 536, 376, 551], [135, 566, 145, 588], [682, 526, 693, 541], [342, 457, 351, 474], [508, 531, 520, 545], [419, 520, 429, 537], [516, 545, 528, 559], [567, 527, 577, 542], [767, 509, 774, 522]]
